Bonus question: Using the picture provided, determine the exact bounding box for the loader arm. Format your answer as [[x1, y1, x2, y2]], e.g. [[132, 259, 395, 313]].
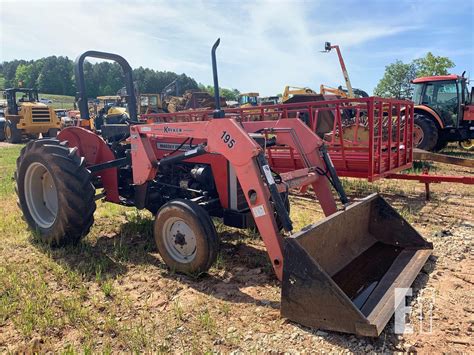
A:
[[129, 118, 337, 280]]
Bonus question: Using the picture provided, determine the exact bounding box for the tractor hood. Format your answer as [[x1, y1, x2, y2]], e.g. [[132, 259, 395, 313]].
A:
[[107, 107, 128, 116]]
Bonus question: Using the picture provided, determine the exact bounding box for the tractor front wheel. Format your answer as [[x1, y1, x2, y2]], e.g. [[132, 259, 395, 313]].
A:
[[413, 114, 438, 151], [154, 199, 219, 275], [459, 139, 474, 151], [15, 139, 96, 246], [5, 120, 22, 143]]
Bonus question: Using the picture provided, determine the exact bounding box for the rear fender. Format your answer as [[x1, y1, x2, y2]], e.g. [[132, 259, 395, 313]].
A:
[[58, 127, 120, 203], [414, 105, 444, 128]]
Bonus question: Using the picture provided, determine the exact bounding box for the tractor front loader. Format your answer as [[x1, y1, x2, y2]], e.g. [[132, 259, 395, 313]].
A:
[[15, 41, 433, 337]]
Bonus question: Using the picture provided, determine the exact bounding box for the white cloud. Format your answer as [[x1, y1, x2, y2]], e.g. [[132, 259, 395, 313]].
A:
[[0, 0, 426, 95]]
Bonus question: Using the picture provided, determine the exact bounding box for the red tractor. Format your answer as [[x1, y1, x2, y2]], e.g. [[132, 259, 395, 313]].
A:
[[14, 41, 433, 337], [412, 74, 474, 151]]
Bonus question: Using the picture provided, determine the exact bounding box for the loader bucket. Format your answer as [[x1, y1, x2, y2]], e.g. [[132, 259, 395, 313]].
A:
[[281, 193, 433, 337]]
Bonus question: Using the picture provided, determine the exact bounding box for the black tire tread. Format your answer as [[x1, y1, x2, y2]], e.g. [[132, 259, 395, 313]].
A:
[[414, 114, 438, 151], [0, 122, 5, 141], [6, 120, 22, 144], [433, 137, 448, 152]]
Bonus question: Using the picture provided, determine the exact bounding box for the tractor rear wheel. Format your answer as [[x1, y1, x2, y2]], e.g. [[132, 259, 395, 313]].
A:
[[433, 137, 448, 152], [15, 139, 96, 246], [154, 199, 219, 275], [5, 120, 22, 143], [413, 114, 438, 151]]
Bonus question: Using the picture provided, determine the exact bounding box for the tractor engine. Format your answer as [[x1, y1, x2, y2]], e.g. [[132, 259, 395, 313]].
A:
[[158, 163, 215, 198], [142, 162, 218, 214]]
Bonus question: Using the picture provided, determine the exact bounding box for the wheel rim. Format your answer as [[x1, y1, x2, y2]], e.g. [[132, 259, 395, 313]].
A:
[[5, 125, 11, 140], [413, 124, 424, 147], [24, 162, 58, 228], [460, 139, 474, 150], [162, 217, 197, 263]]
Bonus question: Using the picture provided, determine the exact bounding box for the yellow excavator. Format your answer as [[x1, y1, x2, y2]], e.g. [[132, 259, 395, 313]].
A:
[[319, 84, 349, 98], [281, 86, 320, 103]]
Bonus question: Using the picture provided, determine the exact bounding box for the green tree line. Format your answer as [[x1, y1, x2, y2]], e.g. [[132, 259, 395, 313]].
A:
[[0, 56, 201, 98], [3, 52, 453, 102], [198, 84, 240, 101]]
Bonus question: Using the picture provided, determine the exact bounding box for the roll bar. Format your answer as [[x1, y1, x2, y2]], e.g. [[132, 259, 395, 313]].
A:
[[75, 50, 138, 122]]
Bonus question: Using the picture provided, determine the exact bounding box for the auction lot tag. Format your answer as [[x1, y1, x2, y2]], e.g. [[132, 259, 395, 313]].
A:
[[252, 205, 266, 217]]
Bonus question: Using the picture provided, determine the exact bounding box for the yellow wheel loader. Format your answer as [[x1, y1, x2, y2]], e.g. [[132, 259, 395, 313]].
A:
[[0, 88, 60, 143]]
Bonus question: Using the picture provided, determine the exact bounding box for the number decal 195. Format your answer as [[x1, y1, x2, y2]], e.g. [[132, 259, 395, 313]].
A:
[[221, 131, 236, 148]]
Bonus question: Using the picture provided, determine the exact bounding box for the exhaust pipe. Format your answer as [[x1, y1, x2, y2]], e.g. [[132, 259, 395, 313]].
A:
[[281, 193, 433, 336], [211, 38, 225, 119]]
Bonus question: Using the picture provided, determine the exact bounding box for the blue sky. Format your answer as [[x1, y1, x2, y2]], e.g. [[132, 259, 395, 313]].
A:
[[1, 0, 473, 95]]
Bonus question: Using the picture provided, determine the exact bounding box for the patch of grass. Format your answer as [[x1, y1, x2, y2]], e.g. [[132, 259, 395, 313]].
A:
[[404, 160, 437, 174], [101, 279, 114, 298], [122, 318, 153, 351], [1, 267, 60, 336], [121, 210, 153, 238], [173, 299, 184, 321], [397, 205, 416, 224], [0, 145, 23, 198], [112, 237, 130, 262], [59, 295, 92, 326], [342, 177, 380, 196], [220, 302, 231, 316], [198, 309, 217, 334], [213, 252, 225, 270], [95, 200, 128, 219], [40, 93, 75, 110]]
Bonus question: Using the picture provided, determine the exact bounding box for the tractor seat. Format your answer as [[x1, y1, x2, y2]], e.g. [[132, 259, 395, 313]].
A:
[[101, 124, 130, 142]]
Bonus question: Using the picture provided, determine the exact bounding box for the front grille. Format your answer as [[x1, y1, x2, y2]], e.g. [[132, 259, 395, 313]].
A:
[[32, 108, 51, 122]]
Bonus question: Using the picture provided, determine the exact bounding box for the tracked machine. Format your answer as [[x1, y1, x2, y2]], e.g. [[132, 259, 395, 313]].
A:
[[15, 40, 433, 337]]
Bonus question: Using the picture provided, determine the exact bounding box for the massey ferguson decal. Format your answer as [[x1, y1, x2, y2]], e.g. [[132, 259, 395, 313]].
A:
[[157, 143, 192, 151]]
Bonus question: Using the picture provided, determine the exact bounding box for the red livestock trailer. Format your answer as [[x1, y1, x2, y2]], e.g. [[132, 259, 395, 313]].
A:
[[142, 96, 473, 195]]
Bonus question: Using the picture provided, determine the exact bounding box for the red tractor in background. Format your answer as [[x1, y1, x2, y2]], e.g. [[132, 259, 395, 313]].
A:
[[412, 74, 474, 151]]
